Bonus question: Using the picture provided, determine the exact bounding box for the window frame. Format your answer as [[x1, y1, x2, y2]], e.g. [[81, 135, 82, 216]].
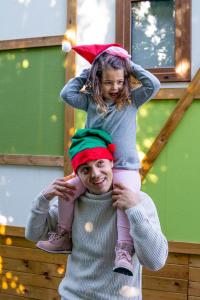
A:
[[116, 0, 191, 82]]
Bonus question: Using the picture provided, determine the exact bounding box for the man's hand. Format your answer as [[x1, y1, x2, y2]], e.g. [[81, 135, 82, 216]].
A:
[[42, 175, 76, 201], [112, 183, 140, 211]]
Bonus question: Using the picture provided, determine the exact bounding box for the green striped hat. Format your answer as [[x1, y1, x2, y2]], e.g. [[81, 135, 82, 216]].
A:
[[69, 128, 115, 173]]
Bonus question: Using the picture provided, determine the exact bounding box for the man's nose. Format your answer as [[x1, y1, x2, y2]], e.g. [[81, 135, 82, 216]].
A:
[[91, 166, 100, 178]]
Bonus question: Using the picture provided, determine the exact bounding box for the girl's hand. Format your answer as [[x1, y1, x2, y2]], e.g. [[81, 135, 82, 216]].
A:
[[112, 183, 139, 211], [42, 177, 76, 201]]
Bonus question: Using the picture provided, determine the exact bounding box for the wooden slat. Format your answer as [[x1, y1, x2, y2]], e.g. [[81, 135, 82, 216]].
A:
[[0, 154, 64, 167], [0, 235, 36, 249], [189, 297, 200, 300], [190, 255, 200, 267], [1, 257, 65, 278], [140, 68, 200, 180], [143, 289, 187, 300], [0, 285, 59, 300], [143, 264, 188, 280], [189, 281, 200, 297], [189, 267, 200, 282], [143, 275, 188, 293], [0, 225, 25, 237], [0, 245, 67, 265], [155, 88, 200, 100], [169, 242, 200, 255], [0, 294, 32, 300], [1, 270, 60, 290], [167, 253, 189, 265], [0, 35, 63, 51], [64, 0, 77, 175]]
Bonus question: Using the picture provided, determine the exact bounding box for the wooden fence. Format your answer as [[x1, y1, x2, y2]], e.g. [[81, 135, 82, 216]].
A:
[[0, 226, 200, 300]]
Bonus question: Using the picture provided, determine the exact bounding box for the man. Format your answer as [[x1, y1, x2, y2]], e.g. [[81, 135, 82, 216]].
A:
[[25, 129, 168, 300]]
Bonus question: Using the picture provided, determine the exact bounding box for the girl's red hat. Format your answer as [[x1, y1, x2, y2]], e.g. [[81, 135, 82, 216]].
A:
[[62, 42, 131, 64]]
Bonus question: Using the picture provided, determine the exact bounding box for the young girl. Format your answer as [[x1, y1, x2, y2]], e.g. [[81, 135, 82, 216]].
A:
[[37, 43, 160, 276]]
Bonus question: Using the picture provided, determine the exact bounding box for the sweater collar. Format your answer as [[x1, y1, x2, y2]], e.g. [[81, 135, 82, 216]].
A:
[[83, 190, 113, 202]]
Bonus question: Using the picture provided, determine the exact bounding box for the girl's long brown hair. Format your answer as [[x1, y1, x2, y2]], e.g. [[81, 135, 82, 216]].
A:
[[85, 52, 138, 114]]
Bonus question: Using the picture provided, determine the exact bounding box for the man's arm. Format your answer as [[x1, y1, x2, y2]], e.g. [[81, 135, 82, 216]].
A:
[[126, 192, 168, 271], [112, 184, 168, 271], [25, 177, 76, 242], [25, 194, 58, 242]]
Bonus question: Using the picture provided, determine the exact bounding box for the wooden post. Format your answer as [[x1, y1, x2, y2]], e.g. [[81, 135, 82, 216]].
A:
[[64, 0, 77, 176]]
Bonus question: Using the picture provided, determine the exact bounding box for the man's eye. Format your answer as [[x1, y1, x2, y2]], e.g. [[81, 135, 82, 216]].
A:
[[81, 168, 89, 174], [97, 160, 104, 167]]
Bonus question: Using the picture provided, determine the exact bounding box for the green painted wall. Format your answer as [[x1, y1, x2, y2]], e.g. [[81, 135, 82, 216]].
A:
[[0, 47, 65, 155], [75, 100, 200, 243], [141, 100, 200, 243]]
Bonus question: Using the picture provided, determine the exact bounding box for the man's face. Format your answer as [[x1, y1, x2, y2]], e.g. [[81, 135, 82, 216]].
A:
[[77, 159, 113, 195]]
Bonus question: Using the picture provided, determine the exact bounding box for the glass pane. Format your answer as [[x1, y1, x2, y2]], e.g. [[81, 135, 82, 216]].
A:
[[131, 0, 175, 68]]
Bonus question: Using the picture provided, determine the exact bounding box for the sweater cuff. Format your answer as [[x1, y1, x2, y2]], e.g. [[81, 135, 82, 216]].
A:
[[125, 204, 148, 224], [32, 193, 50, 212]]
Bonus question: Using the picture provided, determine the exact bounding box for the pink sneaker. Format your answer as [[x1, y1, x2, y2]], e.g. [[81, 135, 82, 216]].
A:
[[36, 227, 72, 254], [113, 243, 134, 276]]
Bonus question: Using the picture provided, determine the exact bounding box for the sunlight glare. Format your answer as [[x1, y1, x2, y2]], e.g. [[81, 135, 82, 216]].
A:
[[69, 127, 75, 136], [119, 285, 140, 298], [139, 107, 148, 117], [57, 265, 65, 275], [176, 60, 190, 77], [6, 237, 12, 246], [22, 59, 29, 69], [85, 222, 93, 233], [148, 173, 158, 183], [64, 29, 76, 44], [50, 114, 57, 123]]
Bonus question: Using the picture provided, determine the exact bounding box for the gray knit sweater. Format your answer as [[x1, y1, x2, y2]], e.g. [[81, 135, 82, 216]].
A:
[[25, 191, 168, 300]]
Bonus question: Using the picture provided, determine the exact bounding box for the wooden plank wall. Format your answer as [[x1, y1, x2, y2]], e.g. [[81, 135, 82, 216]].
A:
[[1, 226, 200, 299]]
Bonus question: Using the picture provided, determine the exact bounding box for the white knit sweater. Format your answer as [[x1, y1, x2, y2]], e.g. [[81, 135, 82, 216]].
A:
[[25, 191, 168, 300]]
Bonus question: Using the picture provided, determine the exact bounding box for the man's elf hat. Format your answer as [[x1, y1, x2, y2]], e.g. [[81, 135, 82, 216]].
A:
[[69, 128, 116, 173]]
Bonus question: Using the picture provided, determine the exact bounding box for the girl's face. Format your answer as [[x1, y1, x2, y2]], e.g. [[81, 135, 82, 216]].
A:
[[101, 67, 124, 101]]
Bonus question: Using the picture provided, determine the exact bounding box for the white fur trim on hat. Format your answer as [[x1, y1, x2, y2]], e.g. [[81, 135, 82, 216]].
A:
[[62, 40, 72, 52]]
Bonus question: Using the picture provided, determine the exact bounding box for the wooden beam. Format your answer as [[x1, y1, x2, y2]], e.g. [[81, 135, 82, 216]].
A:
[[0, 154, 63, 167], [0, 36, 63, 51], [64, 0, 77, 176], [155, 88, 200, 100], [169, 241, 200, 255], [140, 68, 200, 180]]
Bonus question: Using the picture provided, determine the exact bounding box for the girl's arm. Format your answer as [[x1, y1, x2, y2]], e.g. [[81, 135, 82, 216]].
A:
[[60, 68, 91, 111], [130, 62, 161, 108], [126, 192, 168, 271]]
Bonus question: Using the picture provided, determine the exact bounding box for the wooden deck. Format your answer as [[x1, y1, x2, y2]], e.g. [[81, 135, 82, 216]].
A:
[[0, 226, 200, 300]]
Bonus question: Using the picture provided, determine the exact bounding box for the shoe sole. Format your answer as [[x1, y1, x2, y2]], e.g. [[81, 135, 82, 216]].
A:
[[113, 266, 133, 276], [36, 246, 71, 254]]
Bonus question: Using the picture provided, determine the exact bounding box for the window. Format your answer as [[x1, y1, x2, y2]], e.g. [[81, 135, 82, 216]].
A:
[[116, 0, 191, 82]]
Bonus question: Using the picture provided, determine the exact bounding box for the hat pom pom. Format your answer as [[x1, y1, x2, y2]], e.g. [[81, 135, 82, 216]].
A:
[[62, 40, 72, 53], [108, 143, 116, 153]]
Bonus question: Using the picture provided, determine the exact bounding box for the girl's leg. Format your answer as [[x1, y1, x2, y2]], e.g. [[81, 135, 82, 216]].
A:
[[113, 169, 141, 276], [36, 175, 85, 254], [58, 176, 85, 231], [113, 169, 141, 244]]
